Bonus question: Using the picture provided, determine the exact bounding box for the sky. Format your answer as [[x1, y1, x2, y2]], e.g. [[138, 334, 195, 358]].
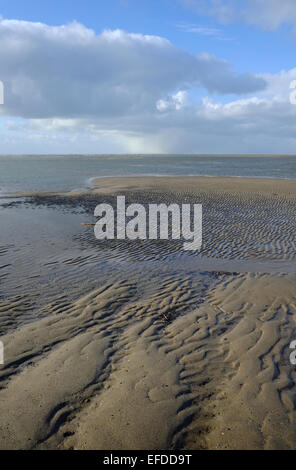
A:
[[0, 0, 296, 154]]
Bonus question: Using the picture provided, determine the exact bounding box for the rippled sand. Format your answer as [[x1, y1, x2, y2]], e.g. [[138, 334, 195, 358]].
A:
[[0, 176, 296, 450]]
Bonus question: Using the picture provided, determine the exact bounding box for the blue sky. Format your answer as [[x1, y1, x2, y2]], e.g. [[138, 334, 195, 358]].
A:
[[1, 0, 295, 73], [0, 0, 296, 153]]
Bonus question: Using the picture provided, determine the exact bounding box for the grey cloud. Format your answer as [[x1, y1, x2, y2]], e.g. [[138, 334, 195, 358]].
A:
[[10, 89, 296, 154], [0, 18, 266, 119]]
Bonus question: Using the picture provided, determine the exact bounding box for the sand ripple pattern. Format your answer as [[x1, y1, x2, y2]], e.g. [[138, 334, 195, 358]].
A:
[[27, 188, 296, 262], [0, 271, 295, 449]]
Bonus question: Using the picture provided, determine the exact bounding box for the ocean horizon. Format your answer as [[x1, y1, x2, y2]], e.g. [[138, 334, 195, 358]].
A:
[[1, 154, 296, 195]]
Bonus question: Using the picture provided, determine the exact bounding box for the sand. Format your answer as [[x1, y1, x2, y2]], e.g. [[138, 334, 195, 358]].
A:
[[0, 176, 296, 450], [90, 175, 296, 197]]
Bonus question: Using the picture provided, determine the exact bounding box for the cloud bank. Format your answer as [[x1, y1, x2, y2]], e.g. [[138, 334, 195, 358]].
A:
[[0, 18, 265, 119], [0, 17, 295, 153]]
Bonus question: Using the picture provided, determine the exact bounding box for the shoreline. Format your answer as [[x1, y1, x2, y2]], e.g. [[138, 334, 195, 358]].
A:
[[2, 174, 296, 200], [5, 175, 296, 268], [87, 175, 296, 201], [1, 153, 296, 157], [1, 175, 296, 449]]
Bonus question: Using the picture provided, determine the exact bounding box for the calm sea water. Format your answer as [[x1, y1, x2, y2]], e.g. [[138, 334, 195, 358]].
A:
[[1, 154, 296, 195]]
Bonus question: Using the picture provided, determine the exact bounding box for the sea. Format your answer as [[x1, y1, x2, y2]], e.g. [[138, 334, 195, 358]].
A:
[[1, 154, 296, 331], [0, 154, 296, 195]]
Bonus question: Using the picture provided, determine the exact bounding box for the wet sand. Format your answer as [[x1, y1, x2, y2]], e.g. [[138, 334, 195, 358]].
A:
[[0, 176, 296, 450]]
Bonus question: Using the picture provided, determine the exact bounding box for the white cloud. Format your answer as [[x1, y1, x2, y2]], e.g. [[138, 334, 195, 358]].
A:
[[0, 17, 266, 121], [181, 0, 296, 30], [176, 22, 233, 40], [0, 17, 295, 153], [156, 91, 188, 111]]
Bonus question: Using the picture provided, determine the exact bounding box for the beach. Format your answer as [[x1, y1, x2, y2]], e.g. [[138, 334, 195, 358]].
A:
[[0, 176, 296, 450]]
